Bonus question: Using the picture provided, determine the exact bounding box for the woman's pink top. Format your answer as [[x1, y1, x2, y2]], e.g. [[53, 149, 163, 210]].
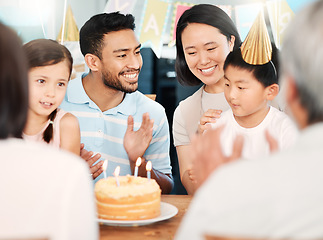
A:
[[23, 109, 67, 148]]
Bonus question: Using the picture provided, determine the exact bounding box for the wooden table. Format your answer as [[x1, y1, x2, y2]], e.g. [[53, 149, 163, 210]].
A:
[[99, 195, 192, 240]]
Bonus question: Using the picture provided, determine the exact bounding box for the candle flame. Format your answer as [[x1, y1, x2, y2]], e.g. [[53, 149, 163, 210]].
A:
[[135, 157, 142, 167], [102, 160, 108, 171], [114, 166, 120, 177], [146, 161, 152, 171]]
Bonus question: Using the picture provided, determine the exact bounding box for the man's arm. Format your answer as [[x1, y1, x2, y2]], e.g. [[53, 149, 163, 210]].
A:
[[176, 145, 198, 195], [124, 113, 174, 193], [130, 157, 174, 194]]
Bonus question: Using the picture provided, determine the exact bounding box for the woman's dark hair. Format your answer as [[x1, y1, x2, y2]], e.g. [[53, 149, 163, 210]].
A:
[[175, 4, 242, 86], [0, 23, 28, 139], [80, 12, 135, 59], [223, 43, 279, 87], [23, 39, 73, 143]]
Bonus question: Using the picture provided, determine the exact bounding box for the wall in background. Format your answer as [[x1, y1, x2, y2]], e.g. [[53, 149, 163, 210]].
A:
[[0, 0, 106, 42]]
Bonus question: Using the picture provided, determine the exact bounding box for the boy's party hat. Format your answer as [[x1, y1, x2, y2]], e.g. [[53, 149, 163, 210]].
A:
[[240, 11, 272, 65]]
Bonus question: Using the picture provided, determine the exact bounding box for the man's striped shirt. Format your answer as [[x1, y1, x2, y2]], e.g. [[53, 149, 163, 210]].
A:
[[60, 74, 172, 183]]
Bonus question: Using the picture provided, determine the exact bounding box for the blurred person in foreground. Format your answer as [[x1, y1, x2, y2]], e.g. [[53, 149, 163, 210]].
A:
[[176, 1, 323, 239], [0, 23, 98, 240]]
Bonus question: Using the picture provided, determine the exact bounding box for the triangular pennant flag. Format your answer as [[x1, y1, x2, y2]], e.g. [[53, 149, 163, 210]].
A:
[[104, 0, 136, 14], [235, 3, 262, 42], [169, 2, 194, 46], [138, 0, 170, 58], [57, 5, 79, 42], [266, 0, 294, 48]]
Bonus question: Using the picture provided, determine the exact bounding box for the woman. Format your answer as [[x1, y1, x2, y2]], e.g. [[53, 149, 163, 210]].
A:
[[173, 4, 242, 194], [0, 23, 98, 240]]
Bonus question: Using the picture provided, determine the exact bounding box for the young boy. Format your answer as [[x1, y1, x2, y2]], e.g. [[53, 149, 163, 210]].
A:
[[210, 12, 298, 160]]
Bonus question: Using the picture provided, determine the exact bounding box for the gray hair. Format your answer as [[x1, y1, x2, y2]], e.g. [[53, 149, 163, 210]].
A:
[[281, 0, 323, 123]]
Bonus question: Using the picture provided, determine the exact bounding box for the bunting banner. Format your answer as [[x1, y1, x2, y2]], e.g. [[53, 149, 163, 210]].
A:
[[0, 0, 315, 59], [104, 0, 137, 14], [169, 3, 232, 47], [266, 0, 293, 48], [266, 0, 316, 48], [169, 2, 194, 46], [217, 5, 233, 18], [138, 0, 171, 58], [56, 4, 84, 78], [285, 0, 316, 12], [267, 0, 294, 48], [57, 5, 79, 42], [235, 3, 263, 42]]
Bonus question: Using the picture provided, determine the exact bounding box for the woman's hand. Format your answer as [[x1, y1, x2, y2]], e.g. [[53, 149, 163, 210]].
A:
[[197, 109, 222, 134]]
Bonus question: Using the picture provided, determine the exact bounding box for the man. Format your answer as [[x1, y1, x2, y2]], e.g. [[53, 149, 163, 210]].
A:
[[176, 0, 323, 239], [61, 12, 173, 193]]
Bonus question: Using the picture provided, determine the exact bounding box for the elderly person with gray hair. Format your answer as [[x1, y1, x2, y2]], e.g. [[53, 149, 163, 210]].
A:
[[175, 1, 323, 239]]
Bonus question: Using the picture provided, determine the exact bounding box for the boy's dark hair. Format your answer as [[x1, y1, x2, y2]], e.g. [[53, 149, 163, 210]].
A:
[[175, 4, 242, 86], [80, 12, 135, 59], [223, 43, 279, 87], [0, 23, 28, 139], [23, 39, 73, 143]]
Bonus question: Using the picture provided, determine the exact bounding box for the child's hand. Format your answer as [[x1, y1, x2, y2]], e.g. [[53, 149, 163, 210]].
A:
[[80, 143, 103, 180], [197, 109, 222, 135]]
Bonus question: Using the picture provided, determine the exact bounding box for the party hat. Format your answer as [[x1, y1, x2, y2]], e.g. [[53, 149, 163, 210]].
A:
[[240, 11, 272, 65]]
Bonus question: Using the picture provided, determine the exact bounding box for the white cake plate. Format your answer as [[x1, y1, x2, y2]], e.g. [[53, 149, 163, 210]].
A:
[[97, 202, 178, 227]]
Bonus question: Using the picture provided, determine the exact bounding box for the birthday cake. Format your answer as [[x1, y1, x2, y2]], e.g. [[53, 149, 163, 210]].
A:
[[95, 175, 161, 220]]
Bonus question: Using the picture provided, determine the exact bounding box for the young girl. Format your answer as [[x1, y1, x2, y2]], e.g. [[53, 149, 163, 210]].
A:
[[22, 39, 80, 155]]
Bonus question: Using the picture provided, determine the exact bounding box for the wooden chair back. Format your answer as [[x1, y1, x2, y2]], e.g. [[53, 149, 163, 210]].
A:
[[145, 94, 156, 101]]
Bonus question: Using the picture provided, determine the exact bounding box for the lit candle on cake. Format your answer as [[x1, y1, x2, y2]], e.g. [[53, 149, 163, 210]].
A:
[[114, 166, 120, 187], [102, 160, 108, 179], [146, 161, 152, 181], [134, 157, 141, 177]]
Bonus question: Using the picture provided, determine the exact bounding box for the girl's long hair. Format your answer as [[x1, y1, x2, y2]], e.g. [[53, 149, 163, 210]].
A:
[[23, 39, 73, 143]]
